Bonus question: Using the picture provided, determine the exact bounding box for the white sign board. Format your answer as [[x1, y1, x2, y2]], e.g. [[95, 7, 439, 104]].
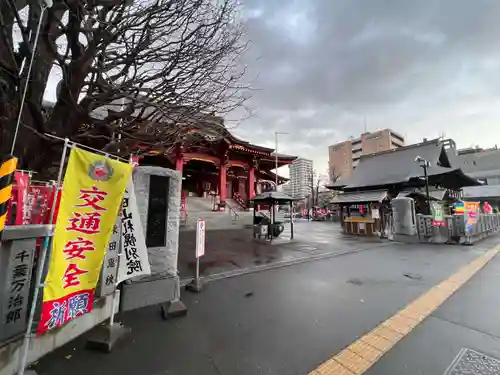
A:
[[372, 209, 380, 220], [359, 222, 366, 230], [118, 179, 151, 283], [196, 219, 206, 258]]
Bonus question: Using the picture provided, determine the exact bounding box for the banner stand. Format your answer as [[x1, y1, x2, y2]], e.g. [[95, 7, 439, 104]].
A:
[[86, 228, 130, 353], [17, 138, 69, 375], [186, 261, 203, 293], [17, 139, 134, 370], [86, 273, 130, 353], [186, 219, 205, 293], [160, 275, 188, 319], [86, 175, 147, 352]]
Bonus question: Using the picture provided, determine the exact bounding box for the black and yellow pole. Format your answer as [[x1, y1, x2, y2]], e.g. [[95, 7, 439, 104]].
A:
[[0, 155, 18, 240]]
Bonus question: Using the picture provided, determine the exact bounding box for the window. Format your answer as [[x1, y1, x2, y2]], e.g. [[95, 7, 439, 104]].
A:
[[365, 131, 382, 140], [391, 132, 405, 144]]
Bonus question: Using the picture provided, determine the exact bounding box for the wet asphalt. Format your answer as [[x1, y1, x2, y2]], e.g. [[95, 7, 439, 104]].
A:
[[178, 222, 389, 279], [33, 228, 500, 375], [366, 244, 500, 375]]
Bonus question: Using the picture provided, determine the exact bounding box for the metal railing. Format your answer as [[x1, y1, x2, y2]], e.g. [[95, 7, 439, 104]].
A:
[[232, 192, 247, 209], [226, 203, 239, 222], [415, 213, 500, 245], [180, 210, 188, 227]]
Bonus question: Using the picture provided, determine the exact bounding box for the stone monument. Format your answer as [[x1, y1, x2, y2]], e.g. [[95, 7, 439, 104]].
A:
[[119, 166, 187, 318]]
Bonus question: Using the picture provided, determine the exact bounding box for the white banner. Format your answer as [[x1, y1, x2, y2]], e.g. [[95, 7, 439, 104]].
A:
[[196, 219, 206, 258], [117, 179, 151, 283], [97, 214, 121, 296]]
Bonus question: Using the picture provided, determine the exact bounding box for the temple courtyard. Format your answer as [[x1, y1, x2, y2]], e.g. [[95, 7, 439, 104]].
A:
[[33, 222, 500, 375]]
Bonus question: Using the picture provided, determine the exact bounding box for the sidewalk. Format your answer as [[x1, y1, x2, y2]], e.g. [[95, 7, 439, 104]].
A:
[[364, 244, 500, 375], [31, 237, 499, 375], [178, 222, 387, 280]]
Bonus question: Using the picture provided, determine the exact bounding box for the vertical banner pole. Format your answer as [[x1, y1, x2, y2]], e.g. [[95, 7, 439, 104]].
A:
[[187, 218, 205, 293], [109, 205, 123, 329], [106, 160, 133, 330], [17, 138, 70, 375], [109, 288, 119, 327], [86, 195, 131, 352], [109, 229, 122, 328], [196, 254, 200, 284]]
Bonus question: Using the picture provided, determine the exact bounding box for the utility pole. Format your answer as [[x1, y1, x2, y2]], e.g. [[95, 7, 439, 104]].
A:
[[274, 131, 288, 189], [416, 156, 431, 214], [11, 0, 53, 154]]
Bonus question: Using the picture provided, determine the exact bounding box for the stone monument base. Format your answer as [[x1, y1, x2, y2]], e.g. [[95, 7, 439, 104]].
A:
[[160, 300, 188, 320], [186, 278, 204, 293], [86, 323, 131, 353]]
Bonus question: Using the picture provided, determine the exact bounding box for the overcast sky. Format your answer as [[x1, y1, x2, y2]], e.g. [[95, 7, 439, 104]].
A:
[[229, 0, 500, 176]]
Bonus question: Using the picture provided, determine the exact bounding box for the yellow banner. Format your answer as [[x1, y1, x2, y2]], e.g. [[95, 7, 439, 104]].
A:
[[38, 148, 132, 334]]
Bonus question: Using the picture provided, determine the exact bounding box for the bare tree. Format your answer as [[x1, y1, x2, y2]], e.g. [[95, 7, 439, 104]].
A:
[[0, 0, 250, 174], [307, 167, 340, 209], [329, 165, 341, 185], [306, 168, 322, 208]]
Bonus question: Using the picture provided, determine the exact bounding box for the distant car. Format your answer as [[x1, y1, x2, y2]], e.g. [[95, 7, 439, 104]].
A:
[[312, 214, 327, 221]]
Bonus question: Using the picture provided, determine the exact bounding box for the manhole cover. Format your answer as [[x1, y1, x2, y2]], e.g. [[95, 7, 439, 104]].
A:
[[444, 348, 500, 375]]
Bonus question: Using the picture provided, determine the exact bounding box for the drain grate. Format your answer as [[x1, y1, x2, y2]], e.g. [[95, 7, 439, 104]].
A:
[[444, 348, 500, 375]]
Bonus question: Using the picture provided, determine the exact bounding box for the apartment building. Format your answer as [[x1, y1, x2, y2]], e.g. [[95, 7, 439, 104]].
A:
[[288, 158, 313, 198], [328, 129, 405, 181], [279, 181, 293, 197]]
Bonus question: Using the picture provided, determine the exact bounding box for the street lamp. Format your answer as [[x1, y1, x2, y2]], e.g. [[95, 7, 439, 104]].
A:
[[274, 131, 288, 188], [415, 156, 431, 213], [11, 0, 53, 154]]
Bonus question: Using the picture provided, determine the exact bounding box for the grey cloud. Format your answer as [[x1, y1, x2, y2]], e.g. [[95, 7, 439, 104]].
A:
[[232, 0, 500, 173]]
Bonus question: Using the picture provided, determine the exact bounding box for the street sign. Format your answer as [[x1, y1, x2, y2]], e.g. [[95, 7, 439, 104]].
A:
[[196, 219, 206, 258], [431, 201, 446, 227], [0, 237, 35, 343]]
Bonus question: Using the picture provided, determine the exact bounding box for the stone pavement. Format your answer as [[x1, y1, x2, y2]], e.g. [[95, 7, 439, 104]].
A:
[[178, 221, 387, 280], [32, 235, 500, 375]]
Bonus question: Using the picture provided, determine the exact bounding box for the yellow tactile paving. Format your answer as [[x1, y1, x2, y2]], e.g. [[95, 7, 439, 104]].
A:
[[359, 333, 393, 352], [313, 359, 356, 375], [382, 313, 419, 335], [348, 340, 383, 362], [334, 349, 372, 374], [370, 324, 404, 344], [398, 306, 428, 322], [308, 245, 500, 375]]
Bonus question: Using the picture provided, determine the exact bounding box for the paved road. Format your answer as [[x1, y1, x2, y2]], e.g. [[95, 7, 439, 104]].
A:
[[366, 244, 500, 375], [33, 235, 499, 375]]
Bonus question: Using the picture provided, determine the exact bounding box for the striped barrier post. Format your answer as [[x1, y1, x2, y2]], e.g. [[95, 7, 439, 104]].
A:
[[0, 154, 18, 240]]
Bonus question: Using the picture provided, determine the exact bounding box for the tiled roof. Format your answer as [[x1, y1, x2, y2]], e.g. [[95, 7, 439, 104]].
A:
[[463, 185, 500, 199], [333, 139, 478, 191], [251, 191, 297, 202], [397, 188, 447, 200], [331, 189, 388, 204], [448, 148, 500, 174]]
